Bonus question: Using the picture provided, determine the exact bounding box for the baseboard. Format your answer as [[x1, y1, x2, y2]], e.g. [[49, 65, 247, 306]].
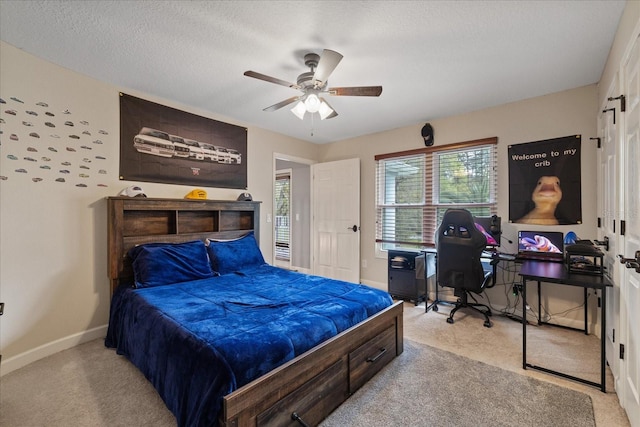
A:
[[360, 279, 387, 292], [290, 266, 312, 275], [0, 324, 108, 377], [424, 290, 600, 335]]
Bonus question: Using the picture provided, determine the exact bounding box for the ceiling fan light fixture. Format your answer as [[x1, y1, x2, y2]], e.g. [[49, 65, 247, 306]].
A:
[[291, 101, 306, 120], [304, 94, 321, 113], [318, 101, 334, 120]]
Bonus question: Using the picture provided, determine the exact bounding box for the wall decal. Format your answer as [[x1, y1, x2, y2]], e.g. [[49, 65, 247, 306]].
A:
[[0, 93, 113, 187], [508, 135, 582, 225]]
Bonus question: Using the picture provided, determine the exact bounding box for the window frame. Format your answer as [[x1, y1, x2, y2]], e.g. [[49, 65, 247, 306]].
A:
[[375, 137, 498, 255]]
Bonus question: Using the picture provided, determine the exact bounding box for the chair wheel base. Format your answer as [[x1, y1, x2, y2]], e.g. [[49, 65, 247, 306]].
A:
[[446, 317, 454, 324], [484, 320, 493, 328]]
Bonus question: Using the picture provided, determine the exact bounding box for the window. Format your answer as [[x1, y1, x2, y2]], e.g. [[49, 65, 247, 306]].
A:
[[376, 137, 497, 250]]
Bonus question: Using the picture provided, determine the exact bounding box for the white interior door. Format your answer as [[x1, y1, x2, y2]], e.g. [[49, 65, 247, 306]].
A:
[[600, 79, 621, 384], [620, 31, 640, 427], [312, 158, 360, 283]]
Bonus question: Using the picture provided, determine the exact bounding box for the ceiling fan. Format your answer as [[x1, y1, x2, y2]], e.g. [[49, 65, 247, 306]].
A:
[[244, 49, 382, 120]]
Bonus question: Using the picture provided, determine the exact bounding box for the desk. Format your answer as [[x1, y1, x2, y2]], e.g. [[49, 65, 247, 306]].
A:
[[519, 260, 612, 392]]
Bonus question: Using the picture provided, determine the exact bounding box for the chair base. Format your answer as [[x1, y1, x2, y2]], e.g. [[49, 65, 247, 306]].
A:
[[447, 295, 493, 328]]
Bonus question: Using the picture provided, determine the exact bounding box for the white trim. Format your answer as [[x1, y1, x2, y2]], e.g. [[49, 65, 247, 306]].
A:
[[363, 277, 601, 333], [273, 153, 316, 272], [360, 278, 387, 292], [292, 266, 312, 275], [1, 325, 108, 376], [275, 168, 293, 269]]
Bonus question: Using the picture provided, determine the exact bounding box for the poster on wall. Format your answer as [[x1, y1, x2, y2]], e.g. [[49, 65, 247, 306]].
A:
[[119, 93, 247, 189], [508, 135, 582, 225]]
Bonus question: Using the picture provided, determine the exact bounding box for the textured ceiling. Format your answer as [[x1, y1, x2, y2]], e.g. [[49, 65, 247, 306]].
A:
[[0, 1, 626, 144]]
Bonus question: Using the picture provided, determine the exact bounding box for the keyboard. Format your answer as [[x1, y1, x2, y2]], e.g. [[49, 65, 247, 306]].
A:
[[482, 251, 516, 261]]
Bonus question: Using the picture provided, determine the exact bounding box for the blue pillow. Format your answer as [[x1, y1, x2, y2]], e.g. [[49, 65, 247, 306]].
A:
[[206, 231, 266, 275], [129, 240, 214, 288]]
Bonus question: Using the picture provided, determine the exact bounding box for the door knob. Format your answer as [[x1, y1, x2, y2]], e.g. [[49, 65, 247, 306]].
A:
[[618, 251, 640, 273], [348, 225, 359, 232]]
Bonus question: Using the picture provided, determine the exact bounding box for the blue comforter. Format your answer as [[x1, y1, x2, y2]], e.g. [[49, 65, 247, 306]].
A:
[[105, 265, 393, 426]]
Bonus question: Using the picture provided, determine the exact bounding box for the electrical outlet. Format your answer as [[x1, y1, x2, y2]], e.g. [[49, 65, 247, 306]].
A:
[[362, 259, 367, 268], [512, 283, 522, 296]]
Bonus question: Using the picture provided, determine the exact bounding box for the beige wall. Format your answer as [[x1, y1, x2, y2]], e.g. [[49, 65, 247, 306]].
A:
[[599, 1, 640, 107], [0, 41, 318, 372], [318, 84, 599, 323]]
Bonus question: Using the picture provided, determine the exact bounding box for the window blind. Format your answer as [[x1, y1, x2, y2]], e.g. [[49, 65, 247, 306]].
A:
[[376, 138, 497, 248]]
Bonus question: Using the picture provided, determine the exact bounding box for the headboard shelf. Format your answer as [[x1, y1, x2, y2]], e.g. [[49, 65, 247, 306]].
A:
[[108, 197, 261, 293]]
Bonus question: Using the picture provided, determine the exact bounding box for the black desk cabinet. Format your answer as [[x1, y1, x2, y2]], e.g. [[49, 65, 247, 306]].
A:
[[388, 250, 427, 305]]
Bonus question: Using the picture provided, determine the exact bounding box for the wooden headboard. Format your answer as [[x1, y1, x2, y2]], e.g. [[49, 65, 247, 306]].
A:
[[107, 197, 261, 294]]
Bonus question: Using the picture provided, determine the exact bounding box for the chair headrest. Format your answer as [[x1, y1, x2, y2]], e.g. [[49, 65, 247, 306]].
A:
[[437, 209, 487, 247]]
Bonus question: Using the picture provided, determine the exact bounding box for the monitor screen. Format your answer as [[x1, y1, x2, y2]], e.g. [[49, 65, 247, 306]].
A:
[[474, 215, 501, 247], [517, 230, 564, 254]]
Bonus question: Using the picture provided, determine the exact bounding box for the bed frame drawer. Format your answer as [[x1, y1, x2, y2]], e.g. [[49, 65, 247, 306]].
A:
[[256, 357, 349, 426], [348, 324, 397, 393]]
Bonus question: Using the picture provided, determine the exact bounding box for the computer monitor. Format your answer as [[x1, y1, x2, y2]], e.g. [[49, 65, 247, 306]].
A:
[[474, 215, 501, 247], [517, 230, 565, 262]]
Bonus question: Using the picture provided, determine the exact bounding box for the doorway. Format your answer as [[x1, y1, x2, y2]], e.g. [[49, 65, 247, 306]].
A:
[[273, 154, 313, 273]]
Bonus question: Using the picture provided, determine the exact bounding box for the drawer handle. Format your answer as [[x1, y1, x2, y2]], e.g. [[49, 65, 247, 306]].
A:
[[291, 412, 310, 427], [366, 347, 387, 363]]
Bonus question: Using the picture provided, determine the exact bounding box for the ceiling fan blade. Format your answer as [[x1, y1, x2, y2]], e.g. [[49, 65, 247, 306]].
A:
[[263, 96, 300, 112], [328, 86, 383, 97], [244, 71, 300, 90], [313, 49, 343, 88]]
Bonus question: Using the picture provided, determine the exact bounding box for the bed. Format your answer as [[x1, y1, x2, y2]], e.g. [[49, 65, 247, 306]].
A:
[[105, 197, 404, 426]]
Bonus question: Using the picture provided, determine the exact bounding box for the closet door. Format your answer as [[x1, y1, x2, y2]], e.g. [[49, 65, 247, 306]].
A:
[[599, 81, 620, 385], [620, 31, 640, 427]]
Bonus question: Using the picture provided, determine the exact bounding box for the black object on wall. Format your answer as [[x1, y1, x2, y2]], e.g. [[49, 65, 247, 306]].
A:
[[421, 123, 434, 146]]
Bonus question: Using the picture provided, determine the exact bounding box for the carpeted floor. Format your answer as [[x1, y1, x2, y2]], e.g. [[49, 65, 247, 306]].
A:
[[322, 340, 594, 427], [0, 301, 630, 426]]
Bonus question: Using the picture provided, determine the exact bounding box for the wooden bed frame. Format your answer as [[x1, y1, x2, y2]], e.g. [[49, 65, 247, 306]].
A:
[[107, 196, 404, 426]]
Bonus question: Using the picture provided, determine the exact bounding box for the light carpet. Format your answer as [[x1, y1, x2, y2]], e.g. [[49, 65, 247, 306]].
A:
[[322, 339, 595, 426], [0, 337, 595, 426]]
